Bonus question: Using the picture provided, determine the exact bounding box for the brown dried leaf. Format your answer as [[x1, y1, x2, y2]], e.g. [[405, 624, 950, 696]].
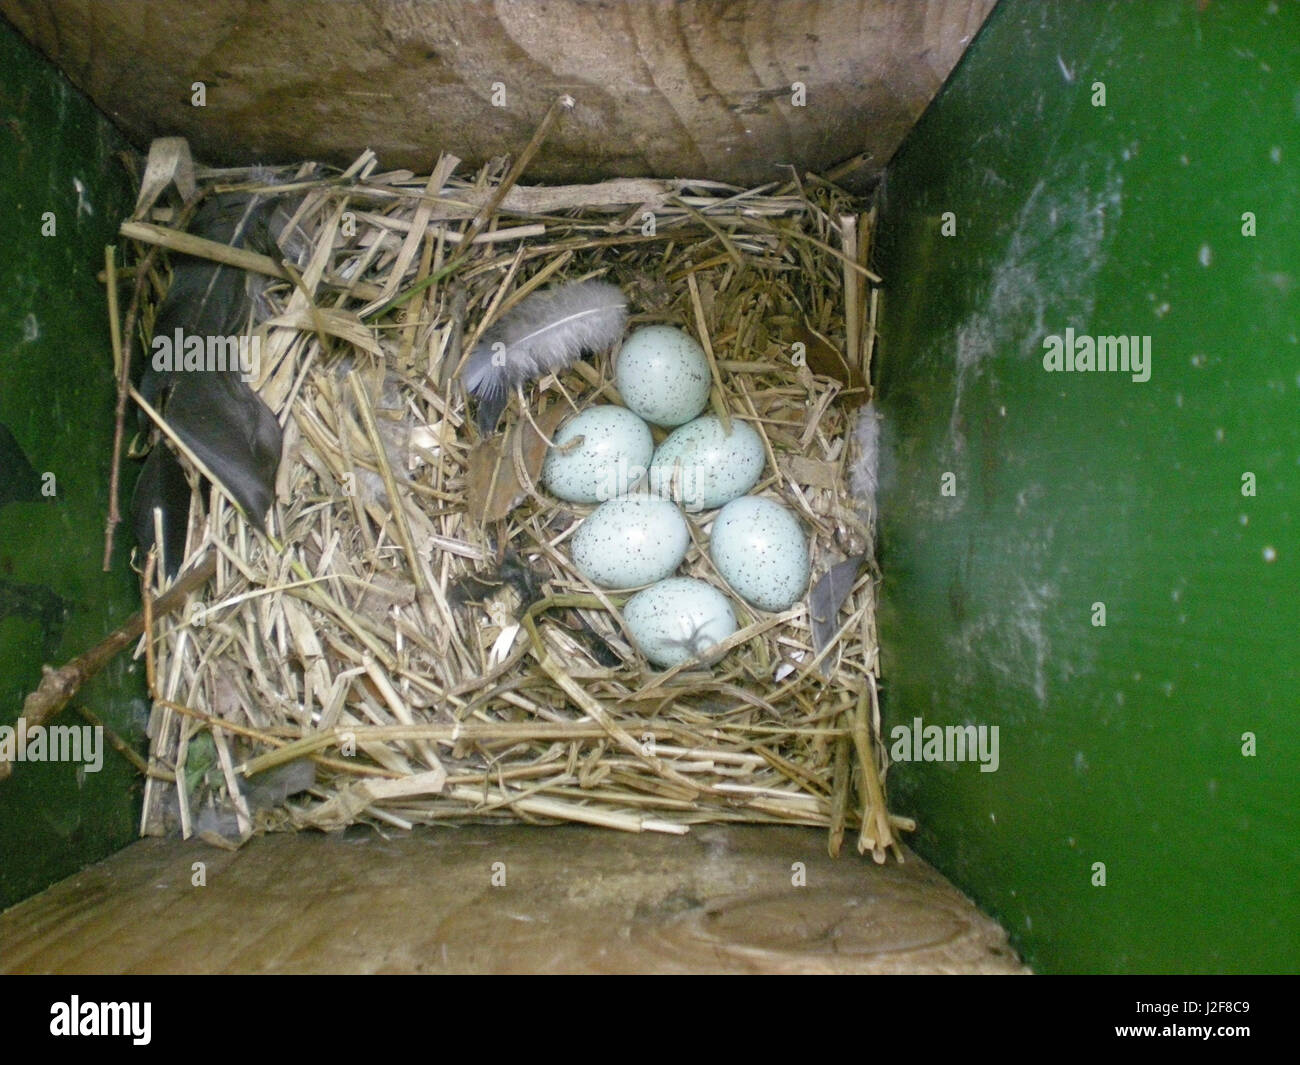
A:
[[793, 322, 867, 403], [465, 435, 509, 524], [466, 402, 569, 524], [781, 455, 839, 491]]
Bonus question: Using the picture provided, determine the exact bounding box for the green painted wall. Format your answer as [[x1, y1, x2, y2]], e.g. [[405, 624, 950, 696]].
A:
[[0, 21, 145, 909], [1, 0, 1295, 975], [875, 0, 1298, 972]]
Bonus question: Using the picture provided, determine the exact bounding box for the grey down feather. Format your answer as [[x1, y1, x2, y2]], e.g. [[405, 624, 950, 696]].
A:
[[459, 279, 627, 432]]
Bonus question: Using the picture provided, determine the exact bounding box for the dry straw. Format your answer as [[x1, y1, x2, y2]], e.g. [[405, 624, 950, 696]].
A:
[[120, 139, 911, 861]]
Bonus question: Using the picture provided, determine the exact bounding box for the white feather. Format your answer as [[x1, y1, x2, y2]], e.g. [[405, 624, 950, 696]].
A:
[[849, 401, 882, 513], [460, 279, 627, 430]]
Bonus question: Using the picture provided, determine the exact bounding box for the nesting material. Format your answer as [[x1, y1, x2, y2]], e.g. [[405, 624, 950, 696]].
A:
[[123, 145, 911, 860]]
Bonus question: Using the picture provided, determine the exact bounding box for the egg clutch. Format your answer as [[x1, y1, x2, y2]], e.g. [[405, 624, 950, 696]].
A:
[[524, 317, 811, 670]]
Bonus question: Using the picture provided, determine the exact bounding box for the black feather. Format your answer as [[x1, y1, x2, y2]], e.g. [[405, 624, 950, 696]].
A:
[[133, 188, 292, 571], [132, 444, 193, 578]]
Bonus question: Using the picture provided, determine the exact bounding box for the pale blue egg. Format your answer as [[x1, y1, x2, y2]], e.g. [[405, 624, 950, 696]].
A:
[[542, 405, 653, 503], [624, 577, 737, 669], [571, 495, 690, 589], [709, 496, 809, 611], [648, 415, 765, 510], [615, 325, 712, 427]]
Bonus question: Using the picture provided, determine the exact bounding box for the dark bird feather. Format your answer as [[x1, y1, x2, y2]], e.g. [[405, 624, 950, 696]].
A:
[[459, 279, 627, 432], [132, 443, 193, 576], [132, 185, 301, 576], [809, 554, 866, 676]]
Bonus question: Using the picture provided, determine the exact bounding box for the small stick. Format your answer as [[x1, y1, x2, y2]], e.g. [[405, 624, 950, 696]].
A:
[[157, 699, 400, 779], [785, 229, 882, 282], [514, 383, 563, 447], [443, 783, 688, 835], [840, 214, 861, 372], [851, 682, 892, 862], [828, 729, 851, 858], [101, 238, 163, 570], [143, 547, 158, 695], [686, 272, 731, 434], [521, 605, 702, 795], [119, 220, 386, 300], [2, 552, 216, 782], [104, 246, 125, 380], [73, 703, 159, 778], [120, 221, 302, 285], [346, 371, 430, 599], [458, 95, 574, 252]]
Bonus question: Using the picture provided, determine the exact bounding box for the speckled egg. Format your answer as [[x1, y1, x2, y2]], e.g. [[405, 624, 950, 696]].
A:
[[709, 496, 810, 611], [624, 577, 737, 669], [542, 405, 653, 504], [570, 495, 690, 589], [615, 325, 712, 427], [648, 415, 765, 511]]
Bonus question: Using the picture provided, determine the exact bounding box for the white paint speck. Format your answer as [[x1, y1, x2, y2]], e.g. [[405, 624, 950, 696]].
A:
[[1154, 301, 1171, 318], [1270, 146, 1282, 163], [1239, 513, 1249, 525], [1263, 545, 1277, 563], [73, 176, 93, 218], [22, 313, 39, 342], [1214, 427, 1225, 442], [1198, 243, 1212, 267]]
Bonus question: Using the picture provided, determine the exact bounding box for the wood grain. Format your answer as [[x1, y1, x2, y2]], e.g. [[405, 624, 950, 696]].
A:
[[0, 0, 995, 186], [0, 825, 1029, 974]]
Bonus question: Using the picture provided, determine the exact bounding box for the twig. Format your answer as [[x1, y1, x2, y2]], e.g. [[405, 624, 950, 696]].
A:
[[459, 95, 574, 251], [840, 214, 861, 371], [2, 552, 216, 782], [101, 241, 161, 570], [119, 220, 385, 300], [143, 547, 157, 694], [346, 371, 430, 599], [687, 272, 732, 434], [73, 703, 158, 779]]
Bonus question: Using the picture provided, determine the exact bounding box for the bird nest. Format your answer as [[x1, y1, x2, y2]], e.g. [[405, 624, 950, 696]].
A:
[[123, 134, 910, 859]]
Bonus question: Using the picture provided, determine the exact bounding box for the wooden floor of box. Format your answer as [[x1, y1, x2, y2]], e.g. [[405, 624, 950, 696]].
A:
[[0, 825, 1027, 974]]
